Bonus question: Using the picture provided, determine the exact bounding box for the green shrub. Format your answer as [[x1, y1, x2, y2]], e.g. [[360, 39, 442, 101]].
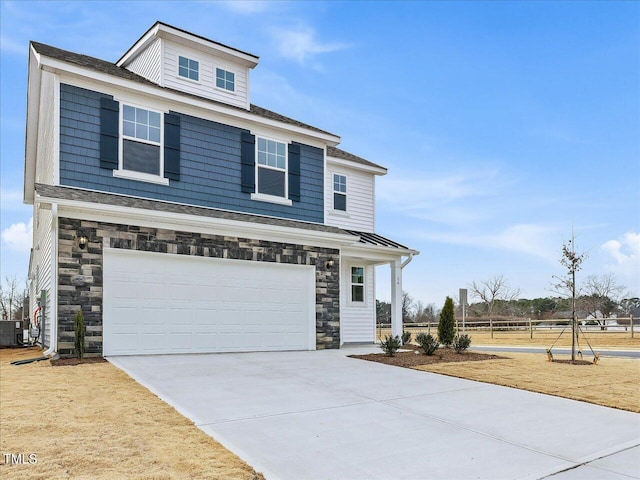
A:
[[438, 296, 455, 347], [401, 331, 411, 345], [74, 309, 85, 359], [453, 334, 471, 354], [415, 332, 439, 355], [380, 335, 402, 357]]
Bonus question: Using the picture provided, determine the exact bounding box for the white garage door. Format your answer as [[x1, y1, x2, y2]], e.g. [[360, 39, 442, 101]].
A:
[[103, 249, 315, 356]]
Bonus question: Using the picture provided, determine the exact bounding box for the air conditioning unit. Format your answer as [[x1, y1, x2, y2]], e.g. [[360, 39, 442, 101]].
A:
[[0, 321, 22, 347]]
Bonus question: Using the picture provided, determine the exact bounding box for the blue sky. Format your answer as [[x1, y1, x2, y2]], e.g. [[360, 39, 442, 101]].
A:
[[1, 1, 638, 305]]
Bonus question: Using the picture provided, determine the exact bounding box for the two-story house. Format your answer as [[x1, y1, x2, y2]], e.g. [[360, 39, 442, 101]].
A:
[[24, 22, 418, 357]]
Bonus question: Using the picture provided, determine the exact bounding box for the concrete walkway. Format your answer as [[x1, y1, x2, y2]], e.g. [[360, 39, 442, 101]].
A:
[[110, 346, 640, 480]]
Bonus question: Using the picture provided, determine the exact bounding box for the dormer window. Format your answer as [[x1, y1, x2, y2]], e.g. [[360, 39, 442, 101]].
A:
[[178, 56, 199, 81], [216, 68, 235, 92]]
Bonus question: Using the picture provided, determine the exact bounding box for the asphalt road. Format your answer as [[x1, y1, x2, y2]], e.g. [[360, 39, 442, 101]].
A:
[[472, 345, 640, 359]]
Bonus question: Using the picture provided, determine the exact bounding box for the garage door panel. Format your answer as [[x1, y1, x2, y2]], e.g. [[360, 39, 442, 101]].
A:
[[104, 249, 315, 356]]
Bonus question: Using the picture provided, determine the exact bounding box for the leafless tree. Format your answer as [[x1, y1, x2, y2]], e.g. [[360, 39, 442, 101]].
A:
[[0, 276, 20, 320], [580, 273, 626, 328], [414, 301, 438, 325], [551, 236, 586, 362], [470, 275, 521, 329], [402, 291, 415, 323]]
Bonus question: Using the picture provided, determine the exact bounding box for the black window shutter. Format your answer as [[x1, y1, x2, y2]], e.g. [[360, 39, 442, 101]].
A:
[[288, 143, 301, 202], [164, 113, 181, 181], [99, 97, 119, 170], [240, 131, 255, 193]]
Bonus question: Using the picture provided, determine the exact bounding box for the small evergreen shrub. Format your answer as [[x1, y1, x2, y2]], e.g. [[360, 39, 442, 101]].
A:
[[415, 332, 439, 355], [401, 331, 411, 345], [74, 309, 85, 359], [380, 335, 402, 357], [453, 334, 471, 354], [438, 297, 456, 347]]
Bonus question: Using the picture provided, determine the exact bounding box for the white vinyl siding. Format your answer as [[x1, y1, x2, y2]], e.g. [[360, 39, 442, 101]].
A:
[[325, 162, 375, 232], [36, 71, 56, 184], [163, 41, 249, 109], [341, 263, 375, 343], [125, 37, 162, 84], [30, 205, 53, 347]]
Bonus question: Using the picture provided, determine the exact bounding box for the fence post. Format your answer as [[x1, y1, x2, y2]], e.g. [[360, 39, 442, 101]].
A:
[[529, 317, 533, 339], [632, 315, 634, 339]]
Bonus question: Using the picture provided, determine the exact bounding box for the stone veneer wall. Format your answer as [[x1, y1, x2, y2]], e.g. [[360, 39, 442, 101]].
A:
[[57, 217, 340, 357]]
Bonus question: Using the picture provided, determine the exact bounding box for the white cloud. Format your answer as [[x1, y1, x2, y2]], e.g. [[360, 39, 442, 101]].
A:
[[0, 35, 25, 55], [270, 26, 350, 64], [1, 217, 32, 253], [415, 223, 560, 262], [377, 169, 505, 227], [602, 232, 640, 278]]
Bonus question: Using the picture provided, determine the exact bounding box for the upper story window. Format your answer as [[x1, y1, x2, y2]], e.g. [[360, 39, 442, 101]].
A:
[[216, 68, 235, 92], [121, 104, 163, 178], [178, 56, 199, 81], [256, 137, 286, 198], [351, 266, 365, 302], [333, 174, 347, 211]]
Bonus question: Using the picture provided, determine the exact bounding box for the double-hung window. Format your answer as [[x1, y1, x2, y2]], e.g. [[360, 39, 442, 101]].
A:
[[256, 137, 287, 198], [351, 266, 365, 303], [178, 56, 199, 81], [120, 104, 164, 181], [333, 174, 347, 211], [216, 68, 235, 92]]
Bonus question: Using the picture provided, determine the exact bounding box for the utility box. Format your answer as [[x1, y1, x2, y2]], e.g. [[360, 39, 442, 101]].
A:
[[0, 321, 22, 347]]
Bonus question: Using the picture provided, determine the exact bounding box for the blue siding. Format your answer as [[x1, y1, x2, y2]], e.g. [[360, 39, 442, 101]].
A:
[[59, 84, 325, 223]]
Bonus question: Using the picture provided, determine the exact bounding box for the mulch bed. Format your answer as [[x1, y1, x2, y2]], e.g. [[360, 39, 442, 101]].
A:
[[551, 359, 594, 365], [350, 344, 505, 368], [51, 356, 108, 366]]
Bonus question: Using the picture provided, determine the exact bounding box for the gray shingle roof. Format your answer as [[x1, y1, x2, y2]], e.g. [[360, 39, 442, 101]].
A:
[[35, 184, 346, 235], [344, 229, 410, 250], [327, 146, 386, 171]]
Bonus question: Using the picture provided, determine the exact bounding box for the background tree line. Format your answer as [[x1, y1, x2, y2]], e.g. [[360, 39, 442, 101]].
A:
[[377, 273, 639, 325]]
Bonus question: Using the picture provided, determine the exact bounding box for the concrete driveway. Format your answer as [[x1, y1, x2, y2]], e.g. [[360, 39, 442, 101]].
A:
[[110, 347, 640, 480]]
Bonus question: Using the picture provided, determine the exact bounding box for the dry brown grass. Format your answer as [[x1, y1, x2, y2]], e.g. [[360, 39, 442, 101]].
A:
[[0, 347, 264, 480], [379, 328, 640, 349], [415, 351, 640, 413]]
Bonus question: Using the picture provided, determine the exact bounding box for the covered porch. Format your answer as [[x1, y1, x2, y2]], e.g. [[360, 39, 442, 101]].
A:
[[340, 230, 419, 344]]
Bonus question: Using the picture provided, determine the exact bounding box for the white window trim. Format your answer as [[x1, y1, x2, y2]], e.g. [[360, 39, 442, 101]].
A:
[[177, 55, 200, 83], [215, 66, 237, 93], [350, 265, 366, 305], [254, 135, 289, 203], [250, 192, 293, 206], [114, 100, 168, 185], [333, 172, 348, 212]]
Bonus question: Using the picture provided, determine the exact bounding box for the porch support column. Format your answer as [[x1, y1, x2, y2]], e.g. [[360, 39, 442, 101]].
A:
[[390, 259, 403, 338]]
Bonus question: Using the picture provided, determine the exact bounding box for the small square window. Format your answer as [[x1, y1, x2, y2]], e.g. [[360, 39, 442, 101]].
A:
[[216, 68, 235, 92], [178, 56, 199, 81]]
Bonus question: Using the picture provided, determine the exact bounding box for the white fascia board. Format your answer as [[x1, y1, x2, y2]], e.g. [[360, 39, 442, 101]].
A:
[[24, 45, 43, 205], [42, 56, 340, 147], [35, 194, 357, 249], [156, 26, 259, 68], [342, 243, 419, 262], [327, 156, 387, 176]]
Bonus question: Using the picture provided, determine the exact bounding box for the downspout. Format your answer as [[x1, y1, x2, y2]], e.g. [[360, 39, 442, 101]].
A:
[[401, 253, 414, 269], [43, 204, 58, 357]]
